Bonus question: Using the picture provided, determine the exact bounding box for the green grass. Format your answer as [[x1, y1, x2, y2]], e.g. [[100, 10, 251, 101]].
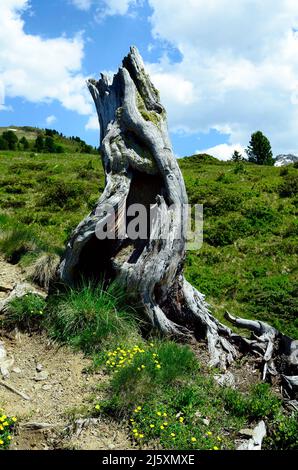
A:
[[91, 341, 296, 450], [1, 293, 47, 332], [181, 156, 298, 338], [0, 149, 297, 338], [44, 283, 142, 353]]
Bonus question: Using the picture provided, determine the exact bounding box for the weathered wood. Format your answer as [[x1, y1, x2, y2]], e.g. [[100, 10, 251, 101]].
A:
[[58, 46, 298, 387]]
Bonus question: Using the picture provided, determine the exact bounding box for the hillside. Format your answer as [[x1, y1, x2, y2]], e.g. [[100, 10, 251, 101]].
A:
[[0, 149, 297, 338], [0, 126, 97, 154], [0, 146, 297, 451]]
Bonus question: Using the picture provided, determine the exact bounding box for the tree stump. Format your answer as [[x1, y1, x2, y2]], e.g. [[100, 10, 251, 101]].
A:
[[58, 47, 298, 388]]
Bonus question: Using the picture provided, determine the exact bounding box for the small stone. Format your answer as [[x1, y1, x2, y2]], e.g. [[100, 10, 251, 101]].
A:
[[42, 384, 52, 391], [33, 371, 49, 381], [12, 367, 22, 374], [36, 363, 43, 372], [214, 371, 235, 388], [202, 418, 210, 426]]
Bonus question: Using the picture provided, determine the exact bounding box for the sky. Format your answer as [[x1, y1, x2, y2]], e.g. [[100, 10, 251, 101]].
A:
[[1, 1, 298, 159]]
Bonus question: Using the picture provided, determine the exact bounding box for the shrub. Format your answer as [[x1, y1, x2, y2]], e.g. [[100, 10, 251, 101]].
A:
[[2, 294, 46, 332], [279, 174, 298, 197], [224, 383, 281, 420], [205, 216, 252, 246], [279, 167, 289, 177], [38, 181, 85, 209], [265, 412, 298, 450]]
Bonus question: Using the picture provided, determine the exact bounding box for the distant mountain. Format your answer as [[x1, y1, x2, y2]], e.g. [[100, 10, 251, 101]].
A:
[[274, 154, 298, 167]]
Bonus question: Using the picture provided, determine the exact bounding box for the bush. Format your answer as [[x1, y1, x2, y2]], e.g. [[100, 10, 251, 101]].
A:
[[279, 174, 298, 197], [205, 216, 252, 246], [224, 383, 281, 420], [2, 294, 46, 332], [265, 413, 298, 450], [38, 181, 85, 209]]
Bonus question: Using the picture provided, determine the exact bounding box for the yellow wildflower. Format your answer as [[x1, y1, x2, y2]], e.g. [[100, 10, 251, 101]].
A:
[[213, 446, 219, 450], [191, 437, 197, 442]]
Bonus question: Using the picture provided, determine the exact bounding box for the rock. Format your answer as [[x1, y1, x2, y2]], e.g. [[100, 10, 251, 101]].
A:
[[239, 428, 254, 437], [12, 367, 22, 374], [214, 371, 235, 388], [237, 421, 266, 450], [42, 384, 52, 391], [0, 341, 14, 378], [36, 363, 43, 372], [33, 371, 49, 381], [202, 418, 210, 426]]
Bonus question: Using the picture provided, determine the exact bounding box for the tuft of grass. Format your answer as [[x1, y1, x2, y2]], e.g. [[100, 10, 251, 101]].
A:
[[31, 252, 60, 289], [44, 283, 141, 353], [2, 293, 46, 332]]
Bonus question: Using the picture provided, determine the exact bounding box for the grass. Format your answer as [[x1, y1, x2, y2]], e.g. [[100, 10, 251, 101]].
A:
[[1, 293, 47, 332], [1, 145, 297, 451], [0, 149, 297, 337], [181, 156, 298, 338], [44, 283, 142, 353], [91, 340, 297, 450]]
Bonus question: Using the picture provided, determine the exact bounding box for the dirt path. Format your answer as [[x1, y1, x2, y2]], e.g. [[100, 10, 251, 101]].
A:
[[0, 258, 132, 450]]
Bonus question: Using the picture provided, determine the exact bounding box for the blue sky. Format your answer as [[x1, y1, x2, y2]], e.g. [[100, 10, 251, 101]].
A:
[[1, 1, 298, 159]]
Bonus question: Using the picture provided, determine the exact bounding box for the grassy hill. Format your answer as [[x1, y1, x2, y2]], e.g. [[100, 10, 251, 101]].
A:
[[0, 125, 97, 154], [0, 147, 297, 338], [0, 145, 298, 451]]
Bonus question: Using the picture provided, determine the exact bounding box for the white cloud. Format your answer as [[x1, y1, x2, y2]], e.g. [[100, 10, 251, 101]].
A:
[[70, 0, 92, 10], [85, 114, 99, 130], [70, 0, 141, 18], [46, 115, 57, 125], [147, 0, 298, 155], [198, 143, 245, 161], [0, 0, 93, 116]]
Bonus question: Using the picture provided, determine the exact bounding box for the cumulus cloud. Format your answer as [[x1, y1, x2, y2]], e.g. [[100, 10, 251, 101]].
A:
[[0, 0, 93, 115], [198, 143, 245, 161], [147, 0, 298, 155], [46, 115, 57, 125]]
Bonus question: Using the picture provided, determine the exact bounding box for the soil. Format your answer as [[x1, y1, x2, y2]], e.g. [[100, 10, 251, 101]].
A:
[[0, 257, 132, 450]]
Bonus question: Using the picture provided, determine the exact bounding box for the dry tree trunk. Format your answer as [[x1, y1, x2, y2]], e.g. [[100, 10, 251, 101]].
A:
[[58, 47, 297, 393]]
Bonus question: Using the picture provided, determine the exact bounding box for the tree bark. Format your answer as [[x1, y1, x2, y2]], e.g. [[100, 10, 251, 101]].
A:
[[58, 47, 298, 390]]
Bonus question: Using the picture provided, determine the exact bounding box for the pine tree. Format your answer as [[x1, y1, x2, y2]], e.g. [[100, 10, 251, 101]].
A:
[[231, 150, 243, 162], [35, 135, 44, 152], [245, 131, 274, 165]]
